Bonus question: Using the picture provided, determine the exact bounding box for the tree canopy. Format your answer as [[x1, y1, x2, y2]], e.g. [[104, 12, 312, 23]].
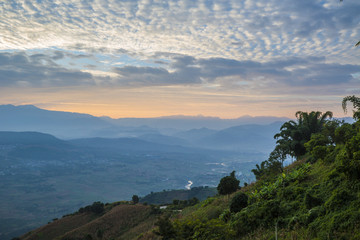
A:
[[252, 111, 333, 180], [217, 171, 240, 195]]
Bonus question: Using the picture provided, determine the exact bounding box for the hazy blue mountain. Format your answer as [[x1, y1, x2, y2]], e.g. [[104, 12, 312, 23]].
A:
[[0, 131, 68, 146], [172, 122, 282, 153], [103, 115, 290, 130], [196, 122, 283, 152], [137, 133, 189, 146], [0, 104, 290, 140], [0, 104, 114, 139], [173, 127, 218, 142], [0, 131, 81, 162], [69, 137, 214, 154]]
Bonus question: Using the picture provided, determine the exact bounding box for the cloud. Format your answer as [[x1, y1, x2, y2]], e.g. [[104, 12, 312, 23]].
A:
[[0, 0, 359, 117], [1, 49, 358, 91], [112, 58, 202, 86], [0, 51, 94, 87], [0, 0, 359, 62], [105, 54, 359, 91]]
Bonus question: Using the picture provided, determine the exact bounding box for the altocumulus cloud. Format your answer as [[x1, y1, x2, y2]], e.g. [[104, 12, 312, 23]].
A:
[[1, 0, 359, 61]]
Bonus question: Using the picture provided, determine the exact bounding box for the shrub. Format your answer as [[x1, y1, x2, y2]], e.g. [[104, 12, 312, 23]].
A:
[[230, 192, 248, 213]]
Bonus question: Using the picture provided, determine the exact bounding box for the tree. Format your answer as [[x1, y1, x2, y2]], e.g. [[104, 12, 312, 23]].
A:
[[274, 111, 333, 160], [251, 161, 267, 180], [342, 95, 360, 120], [217, 171, 240, 195], [132, 195, 139, 204]]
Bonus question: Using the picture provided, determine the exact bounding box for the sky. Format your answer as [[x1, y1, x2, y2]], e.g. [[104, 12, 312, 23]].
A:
[[0, 0, 359, 119]]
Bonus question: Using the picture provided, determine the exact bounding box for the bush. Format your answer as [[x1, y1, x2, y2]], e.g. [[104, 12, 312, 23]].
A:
[[230, 192, 248, 213]]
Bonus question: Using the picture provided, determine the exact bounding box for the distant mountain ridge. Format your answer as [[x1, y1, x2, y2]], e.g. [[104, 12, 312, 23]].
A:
[[0, 104, 113, 139], [102, 115, 291, 130], [0, 104, 290, 140], [0, 131, 67, 146]]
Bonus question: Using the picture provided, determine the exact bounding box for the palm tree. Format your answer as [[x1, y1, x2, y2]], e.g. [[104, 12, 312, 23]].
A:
[[342, 95, 360, 120], [295, 111, 333, 139], [274, 111, 333, 159]]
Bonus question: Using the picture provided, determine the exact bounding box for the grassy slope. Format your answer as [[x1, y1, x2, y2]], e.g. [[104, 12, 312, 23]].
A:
[[19, 203, 159, 240], [20, 213, 96, 240], [164, 156, 360, 239]]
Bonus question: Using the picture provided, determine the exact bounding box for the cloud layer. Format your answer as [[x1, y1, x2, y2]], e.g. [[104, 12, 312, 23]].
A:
[[1, 0, 360, 61], [0, 0, 359, 118]]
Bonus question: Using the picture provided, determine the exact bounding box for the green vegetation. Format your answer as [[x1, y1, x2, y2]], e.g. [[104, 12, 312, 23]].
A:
[[229, 192, 248, 213], [217, 171, 240, 195], [132, 195, 140, 204], [78, 202, 105, 214], [152, 96, 360, 239]]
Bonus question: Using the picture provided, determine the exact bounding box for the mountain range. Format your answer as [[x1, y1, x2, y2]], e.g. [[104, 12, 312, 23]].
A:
[[0, 104, 289, 139]]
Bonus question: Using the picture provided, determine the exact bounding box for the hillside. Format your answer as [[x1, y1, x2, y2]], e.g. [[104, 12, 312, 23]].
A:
[[19, 202, 159, 240], [16, 103, 360, 240], [148, 109, 360, 239]]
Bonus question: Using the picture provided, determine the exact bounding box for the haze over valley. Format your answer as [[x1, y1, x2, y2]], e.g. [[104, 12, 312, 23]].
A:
[[0, 105, 285, 239]]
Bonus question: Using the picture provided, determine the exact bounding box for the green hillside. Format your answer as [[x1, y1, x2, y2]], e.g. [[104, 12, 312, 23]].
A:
[[17, 96, 360, 240], [151, 97, 360, 240]]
